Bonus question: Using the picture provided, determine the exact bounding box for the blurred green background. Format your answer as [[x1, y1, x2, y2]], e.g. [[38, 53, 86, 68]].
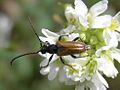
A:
[[0, 0, 120, 90]]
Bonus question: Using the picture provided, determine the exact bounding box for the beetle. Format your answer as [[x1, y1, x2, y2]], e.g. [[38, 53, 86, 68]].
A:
[[11, 17, 90, 70]]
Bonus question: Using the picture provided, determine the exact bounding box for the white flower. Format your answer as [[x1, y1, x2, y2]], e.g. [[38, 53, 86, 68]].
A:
[[107, 12, 120, 41], [38, 0, 120, 90], [95, 29, 120, 78], [63, 59, 109, 90], [75, 72, 108, 90], [64, 57, 88, 82], [65, 0, 112, 28], [96, 55, 118, 78], [61, 55, 109, 90]]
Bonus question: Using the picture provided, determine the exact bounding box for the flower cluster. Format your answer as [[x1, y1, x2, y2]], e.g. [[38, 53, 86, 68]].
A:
[[39, 0, 120, 90]]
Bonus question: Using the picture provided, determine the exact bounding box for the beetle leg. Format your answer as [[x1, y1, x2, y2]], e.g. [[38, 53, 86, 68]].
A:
[[71, 54, 89, 58], [73, 37, 85, 42], [73, 37, 80, 41], [58, 34, 69, 41], [71, 54, 81, 58], [60, 57, 75, 70], [40, 54, 54, 70]]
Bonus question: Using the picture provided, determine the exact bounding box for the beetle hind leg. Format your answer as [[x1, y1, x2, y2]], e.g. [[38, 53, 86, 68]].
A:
[[71, 54, 89, 58], [60, 57, 76, 70], [71, 54, 82, 58]]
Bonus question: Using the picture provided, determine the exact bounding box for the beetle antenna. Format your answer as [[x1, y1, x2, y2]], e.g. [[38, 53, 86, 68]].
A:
[[28, 16, 42, 47], [11, 17, 43, 66], [10, 50, 40, 66]]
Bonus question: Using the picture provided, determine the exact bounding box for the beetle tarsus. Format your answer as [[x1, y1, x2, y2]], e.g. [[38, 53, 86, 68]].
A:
[[71, 54, 81, 58], [58, 34, 69, 41]]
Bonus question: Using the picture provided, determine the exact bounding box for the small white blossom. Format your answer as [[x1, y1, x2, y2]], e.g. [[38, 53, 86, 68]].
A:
[[94, 11, 120, 78], [64, 58, 88, 82], [75, 72, 108, 90], [95, 29, 120, 78], [65, 0, 112, 28], [108, 12, 120, 41]]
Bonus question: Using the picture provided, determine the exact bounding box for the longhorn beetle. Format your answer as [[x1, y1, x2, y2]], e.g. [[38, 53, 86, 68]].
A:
[[11, 17, 90, 70]]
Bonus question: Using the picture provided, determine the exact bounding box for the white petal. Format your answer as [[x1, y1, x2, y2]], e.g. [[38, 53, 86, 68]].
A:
[[75, 84, 84, 90], [38, 52, 46, 57], [40, 66, 50, 75], [90, 0, 108, 16], [74, 0, 88, 27], [59, 69, 67, 82], [64, 55, 88, 65], [103, 30, 111, 45], [95, 46, 111, 56], [115, 30, 120, 41], [103, 30, 118, 47], [39, 54, 58, 66], [48, 65, 59, 80], [49, 55, 58, 63], [59, 67, 75, 85], [92, 15, 112, 28], [97, 55, 118, 78], [75, 0, 88, 17], [111, 49, 120, 63], [39, 36, 55, 44], [40, 58, 49, 66], [113, 11, 120, 22], [87, 82, 97, 90], [96, 71, 109, 88], [65, 5, 77, 22], [39, 52, 52, 60], [79, 15, 88, 27], [68, 33, 79, 40], [41, 28, 59, 39], [109, 33, 118, 47], [60, 25, 75, 34]]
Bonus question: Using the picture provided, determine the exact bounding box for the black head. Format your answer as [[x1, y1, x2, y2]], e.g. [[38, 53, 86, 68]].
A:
[[40, 41, 58, 54], [40, 41, 50, 54]]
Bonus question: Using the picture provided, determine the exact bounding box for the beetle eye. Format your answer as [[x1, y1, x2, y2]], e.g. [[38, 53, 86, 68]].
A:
[[44, 41, 50, 46], [41, 48, 46, 54]]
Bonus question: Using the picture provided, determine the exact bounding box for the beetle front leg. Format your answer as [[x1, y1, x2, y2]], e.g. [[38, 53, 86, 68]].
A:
[[40, 54, 54, 70]]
